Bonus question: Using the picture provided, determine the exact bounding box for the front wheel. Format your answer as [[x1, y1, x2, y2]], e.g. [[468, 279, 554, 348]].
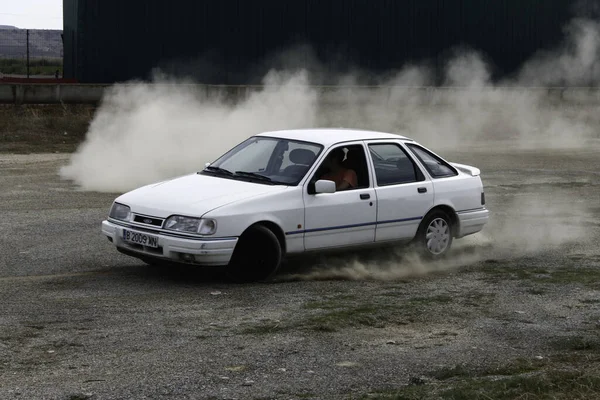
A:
[[226, 225, 282, 283], [414, 210, 453, 259]]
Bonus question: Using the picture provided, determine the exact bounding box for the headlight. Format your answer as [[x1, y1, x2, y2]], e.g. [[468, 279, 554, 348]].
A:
[[109, 202, 131, 221], [164, 216, 217, 235]]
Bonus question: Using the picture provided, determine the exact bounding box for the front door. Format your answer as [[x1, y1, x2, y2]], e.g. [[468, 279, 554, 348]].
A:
[[302, 143, 377, 250]]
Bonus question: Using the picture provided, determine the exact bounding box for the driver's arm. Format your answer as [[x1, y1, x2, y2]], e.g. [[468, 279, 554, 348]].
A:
[[337, 180, 351, 190], [337, 169, 357, 190]]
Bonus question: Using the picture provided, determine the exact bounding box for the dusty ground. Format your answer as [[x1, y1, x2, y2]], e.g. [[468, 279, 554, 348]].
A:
[[1, 144, 599, 399]]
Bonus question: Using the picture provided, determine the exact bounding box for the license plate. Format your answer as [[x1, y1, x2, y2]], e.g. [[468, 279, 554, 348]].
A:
[[122, 229, 159, 248]]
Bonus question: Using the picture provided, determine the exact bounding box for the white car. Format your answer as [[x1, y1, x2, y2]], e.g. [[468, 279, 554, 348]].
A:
[[102, 128, 489, 281]]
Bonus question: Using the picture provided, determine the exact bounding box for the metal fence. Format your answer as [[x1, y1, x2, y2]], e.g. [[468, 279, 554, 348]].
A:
[[0, 28, 63, 79]]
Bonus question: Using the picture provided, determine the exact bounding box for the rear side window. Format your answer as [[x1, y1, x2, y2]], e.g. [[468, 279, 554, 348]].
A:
[[406, 144, 457, 178], [369, 143, 425, 185]]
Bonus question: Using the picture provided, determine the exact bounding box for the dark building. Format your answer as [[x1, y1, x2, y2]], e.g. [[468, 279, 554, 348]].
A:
[[63, 0, 576, 84]]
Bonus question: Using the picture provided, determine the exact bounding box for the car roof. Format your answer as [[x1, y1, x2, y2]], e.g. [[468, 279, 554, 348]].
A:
[[255, 128, 413, 147]]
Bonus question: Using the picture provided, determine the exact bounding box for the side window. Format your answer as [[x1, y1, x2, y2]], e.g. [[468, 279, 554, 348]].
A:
[[313, 144, 370, 190], [369, 143, 423, 186], [406, 144, 457, 178]]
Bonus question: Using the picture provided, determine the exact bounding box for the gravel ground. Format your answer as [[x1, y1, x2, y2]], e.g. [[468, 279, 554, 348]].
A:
[[1, 148, 599, 400]]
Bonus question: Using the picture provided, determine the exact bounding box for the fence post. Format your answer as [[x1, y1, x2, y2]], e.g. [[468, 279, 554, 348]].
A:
[[26, 29, 30, 79]]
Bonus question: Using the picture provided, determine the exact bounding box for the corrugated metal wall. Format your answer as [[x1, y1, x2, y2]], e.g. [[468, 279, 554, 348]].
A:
[[64, 0, 574, 84], [61, 0, 78, 79]]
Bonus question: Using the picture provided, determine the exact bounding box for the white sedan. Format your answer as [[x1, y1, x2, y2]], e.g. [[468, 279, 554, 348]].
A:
[[102, 129, 489, 281]]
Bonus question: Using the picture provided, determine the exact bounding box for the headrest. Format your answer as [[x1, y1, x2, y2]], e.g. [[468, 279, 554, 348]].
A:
[[289, 148, 316, 165]]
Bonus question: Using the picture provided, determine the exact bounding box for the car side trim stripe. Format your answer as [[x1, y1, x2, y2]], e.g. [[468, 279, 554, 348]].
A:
[[286, 221, 376, 235], [285, 216, 423, 235], [377, 216, 423, 225]]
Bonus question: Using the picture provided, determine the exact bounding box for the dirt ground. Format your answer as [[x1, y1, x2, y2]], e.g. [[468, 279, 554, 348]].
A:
[[1, 142, 599, 399]]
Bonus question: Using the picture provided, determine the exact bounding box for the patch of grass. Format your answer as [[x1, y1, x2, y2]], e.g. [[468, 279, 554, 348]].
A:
[[303, 294, 357, 310], [272, 391, 315, 400], [428, 364, 473, 380], [299, 293, 455, 332], [0, 58, 63, 76], [527, 287, 546, 295], [480, 263, 600, 289], [441, 370, 600, 400], [24, 325, 45, 330], [580, 299, 600, 304], [407, 295, 453, 305], [480, 264, 550, 282], [427, 358, 544, 381], [242, 292, 454, 334], [241, 322, 287, 335], [544, 268, 600, 287], [241, 289, 491, 336], [362, 369, 600, 400], [459, 291, 496, 307], [304, 305, 393, 332], [550, 351, 600, 364], [0, 104, 95, 153], [66, 395, 91, 400], [551, 336, 600, 352], [483, 358, 546, 376]]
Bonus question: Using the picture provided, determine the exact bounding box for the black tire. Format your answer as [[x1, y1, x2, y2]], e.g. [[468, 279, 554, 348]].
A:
[[413, 209, 454, 259], [226, 224, 282, 283]]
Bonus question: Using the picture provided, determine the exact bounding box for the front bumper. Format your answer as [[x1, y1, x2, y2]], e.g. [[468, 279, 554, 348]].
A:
[[102, 220, 238, 266]]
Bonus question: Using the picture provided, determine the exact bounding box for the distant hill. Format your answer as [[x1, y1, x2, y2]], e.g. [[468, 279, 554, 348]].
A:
[[0, 28, 62, 58], [0, 25, 18, 30]]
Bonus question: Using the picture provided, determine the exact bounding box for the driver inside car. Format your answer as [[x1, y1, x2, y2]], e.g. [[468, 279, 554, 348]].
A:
[[319, 148, 358, 191]]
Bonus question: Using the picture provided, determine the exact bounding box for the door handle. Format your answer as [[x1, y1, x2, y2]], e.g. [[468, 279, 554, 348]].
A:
[[418, 187, 427, 193], [360, 193, 370, 200]]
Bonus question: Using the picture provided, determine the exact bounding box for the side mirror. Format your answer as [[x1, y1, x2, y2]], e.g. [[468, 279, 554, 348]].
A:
[[204, 162, 211, 167], [314, 179, 336, 194]]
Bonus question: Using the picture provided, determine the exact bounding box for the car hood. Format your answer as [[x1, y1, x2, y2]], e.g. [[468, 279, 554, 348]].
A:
[[115, 173, 287, 218]]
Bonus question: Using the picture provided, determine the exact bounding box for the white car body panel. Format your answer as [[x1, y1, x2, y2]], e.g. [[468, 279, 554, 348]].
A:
[[202, 188, 306, 253], [302, 186, 377, 250], [117, 173, 287, 218], [450, 162, 481, 176], [373, 181, 434, 242], [431, 175, 486, 214], [102, 128, 490, 266], [102, 220, 237, 266]]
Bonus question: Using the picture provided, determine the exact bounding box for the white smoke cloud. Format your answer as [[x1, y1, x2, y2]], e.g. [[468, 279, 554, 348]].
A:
[[516, 18, 600, 86], [59, 71, 317, 192]]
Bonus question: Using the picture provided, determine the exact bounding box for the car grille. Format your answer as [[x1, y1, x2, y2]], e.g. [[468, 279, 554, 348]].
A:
[[132, 214, 164, 227]]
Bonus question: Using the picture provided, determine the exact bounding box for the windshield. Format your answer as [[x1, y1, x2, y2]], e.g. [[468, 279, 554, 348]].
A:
[[203, 136, 323, 185]]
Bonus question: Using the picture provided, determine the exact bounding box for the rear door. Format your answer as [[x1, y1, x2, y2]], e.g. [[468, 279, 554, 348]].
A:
[[367, 141, 434, 242]]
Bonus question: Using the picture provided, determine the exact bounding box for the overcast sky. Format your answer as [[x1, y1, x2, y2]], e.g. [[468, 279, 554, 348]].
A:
[[0, 0, 63, 29]]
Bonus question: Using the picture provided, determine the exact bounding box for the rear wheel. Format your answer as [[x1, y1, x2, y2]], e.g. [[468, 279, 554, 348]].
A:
[[414, 210, 453, 258], [226, 225, 282, 282]]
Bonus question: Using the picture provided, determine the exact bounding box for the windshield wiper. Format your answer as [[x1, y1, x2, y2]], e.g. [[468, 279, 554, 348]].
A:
[[202, 166, 234, 176], [234, 171, 273, 183]]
